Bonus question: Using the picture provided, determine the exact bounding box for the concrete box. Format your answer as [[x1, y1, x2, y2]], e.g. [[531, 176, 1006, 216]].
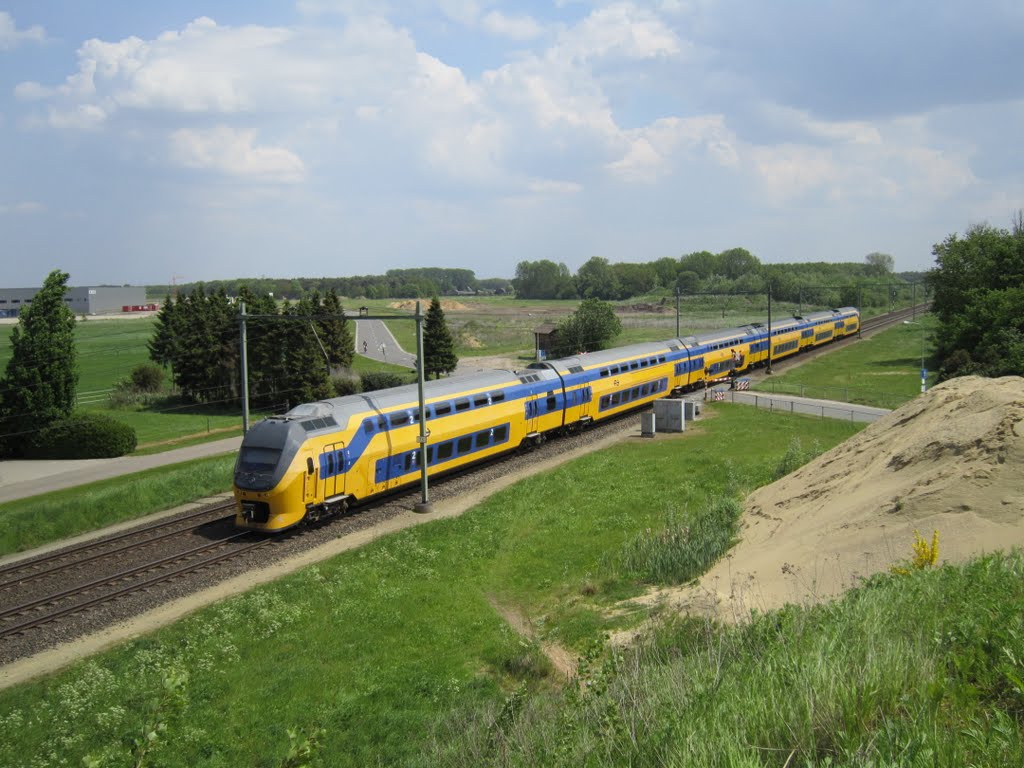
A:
[[683, 400, 702, 421], [653, 399, 686, 432]]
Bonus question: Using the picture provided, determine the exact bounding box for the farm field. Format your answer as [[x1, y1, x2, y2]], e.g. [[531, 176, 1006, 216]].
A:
[[0, 406, 865, 765]]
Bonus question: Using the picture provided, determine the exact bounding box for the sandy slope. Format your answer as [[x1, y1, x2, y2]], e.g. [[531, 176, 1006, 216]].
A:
[[665, 375, 1024, 622]]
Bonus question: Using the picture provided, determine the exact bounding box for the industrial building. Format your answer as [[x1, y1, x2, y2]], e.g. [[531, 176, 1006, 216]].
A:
[[0, 285, 148, 318]]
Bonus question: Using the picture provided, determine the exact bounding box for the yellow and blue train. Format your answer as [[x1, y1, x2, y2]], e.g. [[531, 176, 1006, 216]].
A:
[[233, 306, 859, 531]]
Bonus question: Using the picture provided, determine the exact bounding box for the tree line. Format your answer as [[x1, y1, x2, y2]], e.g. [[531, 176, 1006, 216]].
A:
[[149, 269, 513, 303], [148, 286, 355, 409], [514, 249, 914, 307]]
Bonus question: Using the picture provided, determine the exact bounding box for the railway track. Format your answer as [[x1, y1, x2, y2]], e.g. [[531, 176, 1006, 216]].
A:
[[0, 500, 262, 641]]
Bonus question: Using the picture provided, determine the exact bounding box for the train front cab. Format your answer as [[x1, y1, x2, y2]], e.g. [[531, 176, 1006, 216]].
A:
[[234, 411, 344, 532]]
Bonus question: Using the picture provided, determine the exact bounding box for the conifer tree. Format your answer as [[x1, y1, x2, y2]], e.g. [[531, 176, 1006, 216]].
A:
[[320, 288, 355, 369], [423, 297, 459, 379], [282, 298, 332, 405], [0, 269, 78, 455]]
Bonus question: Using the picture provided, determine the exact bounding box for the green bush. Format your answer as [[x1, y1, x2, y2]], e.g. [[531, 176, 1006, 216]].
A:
[[360, 371, 407, 392], [25, 413, 138, 459], [129, 362, 166, 393], [332, 370, 363, 397]]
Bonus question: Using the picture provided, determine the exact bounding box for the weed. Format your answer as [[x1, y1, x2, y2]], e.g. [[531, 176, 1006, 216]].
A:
[[891, 529, 939, 575]]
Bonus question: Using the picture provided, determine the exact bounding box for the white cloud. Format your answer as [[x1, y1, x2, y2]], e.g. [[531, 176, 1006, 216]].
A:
[[0, 11, 45, 50], [169, 126, 306, 183], [481, 11, 544, 41]]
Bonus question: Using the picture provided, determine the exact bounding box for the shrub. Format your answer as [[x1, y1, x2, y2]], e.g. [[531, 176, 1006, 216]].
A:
[[360, 372, 407, 392], [332, 370, 363, 397], [130, 362, 166, 393], [25, 413, 138, 459]]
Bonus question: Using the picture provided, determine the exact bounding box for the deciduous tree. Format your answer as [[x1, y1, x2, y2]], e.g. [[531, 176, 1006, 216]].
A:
[[550, 299, 622, 357]]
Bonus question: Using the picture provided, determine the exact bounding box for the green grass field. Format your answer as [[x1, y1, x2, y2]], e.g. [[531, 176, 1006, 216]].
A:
[[754, 314, 937, 408]]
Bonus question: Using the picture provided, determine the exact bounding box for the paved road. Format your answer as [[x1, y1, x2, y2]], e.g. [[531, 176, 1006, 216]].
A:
[[0, 437, 243, 505], [354, 318, 416, 369]]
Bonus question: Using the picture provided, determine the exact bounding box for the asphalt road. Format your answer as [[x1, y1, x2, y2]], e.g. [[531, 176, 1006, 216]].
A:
[[354, 318, 416, 369]]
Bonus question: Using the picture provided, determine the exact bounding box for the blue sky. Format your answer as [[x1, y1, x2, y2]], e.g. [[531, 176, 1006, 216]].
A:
[[1, 1, 1022, 287]]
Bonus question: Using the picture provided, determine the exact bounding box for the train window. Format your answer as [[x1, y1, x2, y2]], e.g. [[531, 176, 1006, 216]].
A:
[[490, 391, 505, 402], [238, 447, 280, 473], [630, 362, 639, 370], [377, 417, 387, 431], [494, 425, 508, 442], [600, 369, 609, 377], [435, 402, 452, 416], [437, 443, 454, 460], [658, 356, 666, 363], [390, 412, 410, 427], [475, 431, 490, 449], [455, 398, 470, 412], [327, 454, 335, 474], [405, 453, 418, 471], [457, 436, 472, 453], [363, 419, 374, 434], [611, 392, 621, 406], [410, 410, 419, 423], [474, 395, 489, 408], [546, 396, 556, 411], [640, 360, 648, 368], [568, 365, 584, 374], [600, 395, 610, 408]]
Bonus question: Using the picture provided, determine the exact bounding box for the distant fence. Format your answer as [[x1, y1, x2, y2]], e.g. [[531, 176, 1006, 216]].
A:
[[751, 380, 907, 410], [76, 389, 112, 406], [719, 389, 890, 423]]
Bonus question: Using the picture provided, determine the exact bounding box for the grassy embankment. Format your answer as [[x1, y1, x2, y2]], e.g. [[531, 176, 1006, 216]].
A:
[[0, 406, 865, 766], [1, 404, 1020, 765], [753, 314, 938, 408], [0, 455, 236, 557]]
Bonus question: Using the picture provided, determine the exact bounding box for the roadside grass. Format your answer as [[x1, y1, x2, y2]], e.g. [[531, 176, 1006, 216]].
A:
[[0, 454, 236, 556], [754, 313, 939, 408], [0, 406, 864, 766]]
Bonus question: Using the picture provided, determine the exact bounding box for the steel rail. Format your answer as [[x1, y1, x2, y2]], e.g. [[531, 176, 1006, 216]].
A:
[[0, 535, 269, 638], [0, 501, 236, 587]]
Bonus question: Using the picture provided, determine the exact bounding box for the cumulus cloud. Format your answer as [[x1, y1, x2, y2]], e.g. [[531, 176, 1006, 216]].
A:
[[0, 12, 45, 50], [169, 126, 306, 183]]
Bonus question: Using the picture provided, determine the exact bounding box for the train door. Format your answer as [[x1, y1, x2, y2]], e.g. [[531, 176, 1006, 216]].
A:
[[320, 442, 346, 500], [303, 452, 316, 506], [524, 387, 541, 434]]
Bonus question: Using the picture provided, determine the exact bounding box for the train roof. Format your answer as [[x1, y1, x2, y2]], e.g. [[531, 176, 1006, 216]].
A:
[[535, 339, 680, 373], [277, 367, 545, 431]]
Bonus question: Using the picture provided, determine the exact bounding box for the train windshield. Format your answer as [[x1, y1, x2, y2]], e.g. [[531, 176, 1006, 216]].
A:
[[238, 447, 282, 473]]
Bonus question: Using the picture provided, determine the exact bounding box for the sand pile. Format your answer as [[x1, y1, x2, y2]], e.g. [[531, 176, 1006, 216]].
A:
[[681, 375, 1024, 621], [388, 300, 470, 311]]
